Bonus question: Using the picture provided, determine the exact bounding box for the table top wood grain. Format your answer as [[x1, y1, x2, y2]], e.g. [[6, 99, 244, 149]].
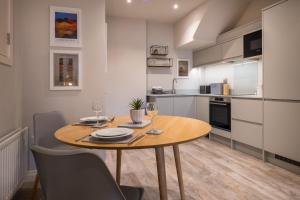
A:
[[55, 115, 212, 150]]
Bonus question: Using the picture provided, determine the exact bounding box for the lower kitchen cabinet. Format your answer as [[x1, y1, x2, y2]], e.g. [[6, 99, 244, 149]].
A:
[[156, 97, 173, 115], [196, 96, 209, 122], [232, 98, 263, 124], [232, 119, 262, 149], [154, 96, 196, 117], [264, 100, 300, 162], [173, 96, 196, 118]]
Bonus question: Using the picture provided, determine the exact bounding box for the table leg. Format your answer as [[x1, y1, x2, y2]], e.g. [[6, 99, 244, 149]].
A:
[[116, 149, 122, 185], [173, 145, 185, 200], [31, 174, 39, 200], [155, 147, 168, 200]]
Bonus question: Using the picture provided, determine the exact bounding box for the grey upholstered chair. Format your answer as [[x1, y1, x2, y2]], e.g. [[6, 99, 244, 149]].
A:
[[31, 111, 105, 199], [31, 145, 144, 200], [33, 111, 71, 149]]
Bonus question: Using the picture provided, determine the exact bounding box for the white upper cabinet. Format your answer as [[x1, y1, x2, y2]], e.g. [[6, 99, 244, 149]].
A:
[[0, 0, 13, 66], [193, 45, 222, 67], [263, 0, 300, 100], [221, 37, 243, 60], [193, 37, 243, 67]]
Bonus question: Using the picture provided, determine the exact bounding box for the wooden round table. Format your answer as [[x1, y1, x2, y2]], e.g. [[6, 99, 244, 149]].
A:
[[55, 115, 211, 200]]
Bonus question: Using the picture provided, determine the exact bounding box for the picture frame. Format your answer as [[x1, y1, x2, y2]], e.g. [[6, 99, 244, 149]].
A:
[[50, 49, 82, 90], [177, 59, 190, 78], [50, 6, 82, 47]]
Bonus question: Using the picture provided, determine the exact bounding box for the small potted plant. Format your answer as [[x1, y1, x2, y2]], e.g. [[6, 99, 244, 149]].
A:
[[129, 98, 145, 124]]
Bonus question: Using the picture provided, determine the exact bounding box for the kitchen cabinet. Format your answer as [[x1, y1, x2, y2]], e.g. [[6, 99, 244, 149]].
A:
[[196, 96, 209, 122], [263, 0, 300, 100], [264, 100, 300, 162], [231, 98, 263, 148], [221, 37, 243, 60], [193, 45, 222, 67], [231, 98, 263, 124], [0, 0, 13, 66], [156, 97, 173, 116], [173, 96, 196, 118], [232, 120, 262, 149]]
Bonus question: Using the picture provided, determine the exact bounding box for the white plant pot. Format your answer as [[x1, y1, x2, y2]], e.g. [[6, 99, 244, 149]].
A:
[[130, 109, 145, 124]]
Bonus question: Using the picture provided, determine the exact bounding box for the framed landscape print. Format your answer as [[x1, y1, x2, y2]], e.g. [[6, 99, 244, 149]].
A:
[[50, 6, 82, 47], [50, 49, 82, 90], [177, 59, 190, 78]]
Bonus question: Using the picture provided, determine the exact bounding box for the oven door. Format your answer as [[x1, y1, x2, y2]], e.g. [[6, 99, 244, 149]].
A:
[[209, 101, 231, 131]]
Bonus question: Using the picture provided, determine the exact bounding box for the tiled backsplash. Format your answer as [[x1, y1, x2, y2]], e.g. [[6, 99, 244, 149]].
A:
[[200, 60, 262, 95]]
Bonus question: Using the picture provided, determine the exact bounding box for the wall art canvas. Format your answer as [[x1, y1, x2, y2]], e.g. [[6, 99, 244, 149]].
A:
[[50, 49, 82, 90], [177, 59, 190, 78], [50, 6, 82, 47]]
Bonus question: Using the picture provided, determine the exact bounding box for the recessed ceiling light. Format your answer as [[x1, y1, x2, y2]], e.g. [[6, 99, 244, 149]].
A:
[[127, 0, 132, 3], [173, 3, 179, 10]]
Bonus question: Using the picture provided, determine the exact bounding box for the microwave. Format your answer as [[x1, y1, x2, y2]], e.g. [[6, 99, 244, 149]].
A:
[[210, 83, 223, 95], [243, 30, 262, 58]]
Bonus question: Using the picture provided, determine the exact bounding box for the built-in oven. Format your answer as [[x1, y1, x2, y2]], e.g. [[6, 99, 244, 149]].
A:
[[209, 97, 231, 131], [243, 30, 262, 58]]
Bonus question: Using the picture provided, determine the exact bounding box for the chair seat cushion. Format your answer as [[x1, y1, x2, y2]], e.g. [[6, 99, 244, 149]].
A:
[[120, 185, 144, 200]]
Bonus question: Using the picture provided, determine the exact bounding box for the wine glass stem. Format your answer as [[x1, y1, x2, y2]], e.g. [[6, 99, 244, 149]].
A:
[[96, 111, 99, 126], [152, 116, 155, 130]]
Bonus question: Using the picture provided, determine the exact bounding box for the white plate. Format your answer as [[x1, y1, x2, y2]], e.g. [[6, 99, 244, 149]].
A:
[[80, 116, 109, 122], [91, 128, 134, 139]]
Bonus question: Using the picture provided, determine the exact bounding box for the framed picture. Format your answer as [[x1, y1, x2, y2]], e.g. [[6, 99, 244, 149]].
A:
[[50, 6, 82, 47], [50, 49, 82, 90], [177, 59, 190, 78]]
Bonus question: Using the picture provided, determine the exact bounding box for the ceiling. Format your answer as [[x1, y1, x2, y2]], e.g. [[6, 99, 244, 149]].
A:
[[106, 0, 207, 24]]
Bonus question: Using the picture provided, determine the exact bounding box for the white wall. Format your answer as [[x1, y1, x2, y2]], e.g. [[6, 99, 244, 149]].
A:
[[105, 17, 146, 115], [147, 22, 200, 91], [174, 3, 208, 48], [235, 0, 279, 27], [14, 0, 106, 168], [0, 64, 22, 138]]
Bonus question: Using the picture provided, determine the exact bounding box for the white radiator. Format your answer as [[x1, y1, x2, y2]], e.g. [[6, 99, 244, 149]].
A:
[[0, 127, 28, 200]]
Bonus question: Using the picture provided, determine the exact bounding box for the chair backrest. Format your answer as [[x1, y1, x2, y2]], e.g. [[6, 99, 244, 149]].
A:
[[33, 111, 66, 148], [31, 145, 126, 200]]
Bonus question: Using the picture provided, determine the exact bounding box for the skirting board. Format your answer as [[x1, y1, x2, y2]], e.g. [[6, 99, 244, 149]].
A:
[[265, 152, 300, 175], [210, 133, 300, 175]]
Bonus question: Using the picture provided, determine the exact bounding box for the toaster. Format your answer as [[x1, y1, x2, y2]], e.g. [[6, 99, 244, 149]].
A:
[[200, 85, 211, 94]]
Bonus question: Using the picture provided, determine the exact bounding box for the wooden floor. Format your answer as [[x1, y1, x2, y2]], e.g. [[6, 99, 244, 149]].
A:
[[106, 138, 300, 200], [14, 138, 300, 200]]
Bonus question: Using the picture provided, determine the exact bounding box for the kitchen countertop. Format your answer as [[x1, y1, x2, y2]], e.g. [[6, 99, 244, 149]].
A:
[[147, 90, 263, 99]]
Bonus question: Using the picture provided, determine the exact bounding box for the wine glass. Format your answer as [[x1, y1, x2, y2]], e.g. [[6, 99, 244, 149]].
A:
[[92, 101, 103, 127], [146, 102, 162, 134]]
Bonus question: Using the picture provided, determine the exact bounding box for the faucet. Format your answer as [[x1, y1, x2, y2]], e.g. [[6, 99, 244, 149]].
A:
[[172, 78, 177, 94]]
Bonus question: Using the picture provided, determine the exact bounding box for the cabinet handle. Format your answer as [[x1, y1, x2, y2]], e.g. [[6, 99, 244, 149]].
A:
[[210, 102, 228, 106]]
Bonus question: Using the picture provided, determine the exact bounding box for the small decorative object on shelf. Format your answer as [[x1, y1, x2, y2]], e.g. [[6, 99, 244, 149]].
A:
[[147, 58, 173, 67], [129, 98, 145, 124], [150, 45, 168, 56]]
